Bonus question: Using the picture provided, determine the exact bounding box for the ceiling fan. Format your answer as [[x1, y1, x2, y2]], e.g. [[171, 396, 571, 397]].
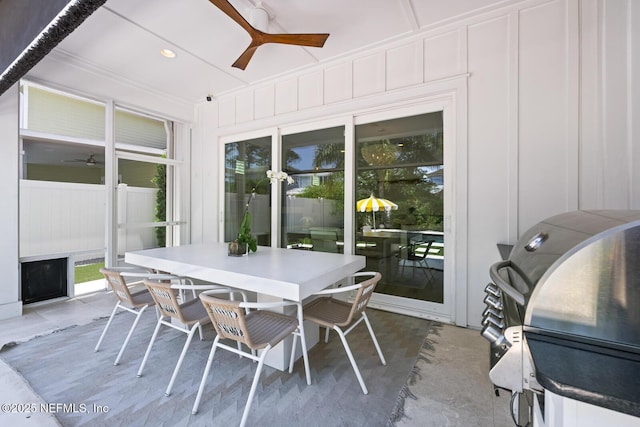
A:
[[62, 154, 102, 166], [208, 0, 330, 70]]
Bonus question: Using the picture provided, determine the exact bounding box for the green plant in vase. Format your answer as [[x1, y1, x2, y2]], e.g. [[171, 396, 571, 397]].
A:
[[236, 209, 257, 253], [229, 170, 294, 256]]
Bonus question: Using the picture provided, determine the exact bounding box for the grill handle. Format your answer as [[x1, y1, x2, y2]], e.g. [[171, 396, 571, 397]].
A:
[[489, 260, 525, 306]]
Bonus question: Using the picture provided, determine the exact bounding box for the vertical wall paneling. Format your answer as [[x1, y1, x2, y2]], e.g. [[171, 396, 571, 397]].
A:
[[352, 52, 386, 98], [203, 103, 220, 243], [566, 0, 580, 212], [235, 91, 254, 123], [189, 103, 207, 242], [274, 78, 298, 115], [218, 97, 236, 127], [424, 30, 464, 81], [298, 70, 324, 110], [467, 15, 512, 325], [631, 0, 640, 208], [192, 0, 640, 328], [518, 0, 570, 234], [579, 0, 604, 209], [254, 85, 275, 119], [386, 41, 423, 90], [451, 86, 469, 327], [324, 63, 352, 104], [602, 0, 632, 208], [507, 12, 520, 243]]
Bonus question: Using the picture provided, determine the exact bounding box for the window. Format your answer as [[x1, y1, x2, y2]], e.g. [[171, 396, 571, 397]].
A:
[[281, 126, 345, 253], [355, 112, 444, 303], [224, 136, 272, 246]]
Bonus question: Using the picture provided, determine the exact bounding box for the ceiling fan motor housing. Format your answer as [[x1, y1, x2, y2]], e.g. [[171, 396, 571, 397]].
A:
[[249, 7, 269, 32]]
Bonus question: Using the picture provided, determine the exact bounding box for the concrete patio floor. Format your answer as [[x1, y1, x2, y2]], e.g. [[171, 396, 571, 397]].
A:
[[0, 281, 513, 427]]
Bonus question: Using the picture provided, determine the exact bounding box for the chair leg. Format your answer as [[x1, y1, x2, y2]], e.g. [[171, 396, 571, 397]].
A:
[[325, 326, 330, 343], [288, 305, 311, 385], [289, 334, 298, 373], [114, 304, 148, 366], [165, 323, 200, 396], [362, 312, 386, 365], [192, 335, 221, 415], [334, 326, 368, 395], [94, 302, 120, 352], [240, 345, 271, 427], [137, 318, 163, 377], [298, 327, 311, 386]]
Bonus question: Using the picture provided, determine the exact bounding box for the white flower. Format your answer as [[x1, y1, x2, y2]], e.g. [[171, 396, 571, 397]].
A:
[[265, 170, 293, 184]]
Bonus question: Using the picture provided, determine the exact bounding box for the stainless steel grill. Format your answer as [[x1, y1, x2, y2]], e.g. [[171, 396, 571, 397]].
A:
[[481, 210, 640, 426]]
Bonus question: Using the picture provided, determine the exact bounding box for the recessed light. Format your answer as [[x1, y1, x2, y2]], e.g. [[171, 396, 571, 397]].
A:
[[160, 49, 176, 58]]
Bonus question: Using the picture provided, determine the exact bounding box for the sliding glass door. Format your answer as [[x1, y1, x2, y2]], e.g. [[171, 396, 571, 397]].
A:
[[355, 113, 444, 305], [281, 126, 345, 253], [224, 136, 273, 246], [219, 106, 451, 321]]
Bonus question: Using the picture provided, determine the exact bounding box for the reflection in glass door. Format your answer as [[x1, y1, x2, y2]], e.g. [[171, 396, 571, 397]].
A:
[[355, 113, 444, 304], [224, 136, 272, 246], [281, 126, 345, 253]]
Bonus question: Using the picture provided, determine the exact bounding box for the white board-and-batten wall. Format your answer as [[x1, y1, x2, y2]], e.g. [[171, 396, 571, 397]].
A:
[[190, 0, 640, 328]]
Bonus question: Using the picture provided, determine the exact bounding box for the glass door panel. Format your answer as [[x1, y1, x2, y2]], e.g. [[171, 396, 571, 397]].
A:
[[355, 113, 444, 303], [224, 136, 272, 246], [281, 126, 345, 253], [116, 158, 176, 257]]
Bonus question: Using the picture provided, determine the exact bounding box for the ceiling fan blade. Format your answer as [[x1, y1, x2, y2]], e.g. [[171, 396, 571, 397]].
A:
[[263, 33, 329, 48], [232, 45, 260, 70], [208, 0, 254, 34]]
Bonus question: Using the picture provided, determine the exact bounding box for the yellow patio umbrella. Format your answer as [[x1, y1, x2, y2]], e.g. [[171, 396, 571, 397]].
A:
[[356, 193, 398, 229]]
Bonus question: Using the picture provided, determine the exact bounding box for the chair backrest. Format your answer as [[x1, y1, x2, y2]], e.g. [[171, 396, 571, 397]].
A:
[[411, 240, 434, 260], [345, 272, 382, 323], [100, 267, 138, 307], [199, 294, 257, 349], [310, 228, 340, 253], [144, 279, 189, 324]]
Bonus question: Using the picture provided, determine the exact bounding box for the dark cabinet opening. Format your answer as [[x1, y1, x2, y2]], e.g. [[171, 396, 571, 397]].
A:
[[21, 258, 68, 304]]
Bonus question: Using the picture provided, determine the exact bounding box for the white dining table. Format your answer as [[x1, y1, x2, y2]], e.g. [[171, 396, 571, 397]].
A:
[[125, 242, 366, 370]]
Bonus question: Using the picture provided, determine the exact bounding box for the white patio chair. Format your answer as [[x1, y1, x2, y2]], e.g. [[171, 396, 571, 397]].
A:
[[95, 267, 165, 366], [299, 271, 385, 394], [192, 289, 311, 427], [137, 278, 244, 397]]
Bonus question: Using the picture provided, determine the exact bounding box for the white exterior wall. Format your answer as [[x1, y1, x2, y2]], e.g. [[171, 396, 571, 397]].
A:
[[0, 84, 20, 319], [191, 0, 640, 328]]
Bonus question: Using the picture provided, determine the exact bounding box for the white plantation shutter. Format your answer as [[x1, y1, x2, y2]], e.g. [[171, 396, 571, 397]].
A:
[[27, 86, 105, 140], [115, 108, 167, 151]]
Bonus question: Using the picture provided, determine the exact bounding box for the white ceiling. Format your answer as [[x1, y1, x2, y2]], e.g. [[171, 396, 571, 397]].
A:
[[26, 0, 510, 111]]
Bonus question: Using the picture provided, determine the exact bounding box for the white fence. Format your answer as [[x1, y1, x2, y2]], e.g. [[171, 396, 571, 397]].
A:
[[19, 180, 157, 261]]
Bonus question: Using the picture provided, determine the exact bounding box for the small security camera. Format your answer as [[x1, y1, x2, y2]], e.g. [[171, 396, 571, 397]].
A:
[[206, 95, 212, 102]]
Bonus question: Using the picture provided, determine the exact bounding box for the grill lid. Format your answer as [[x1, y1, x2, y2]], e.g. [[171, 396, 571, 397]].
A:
[[520, 210, 640, 351]]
